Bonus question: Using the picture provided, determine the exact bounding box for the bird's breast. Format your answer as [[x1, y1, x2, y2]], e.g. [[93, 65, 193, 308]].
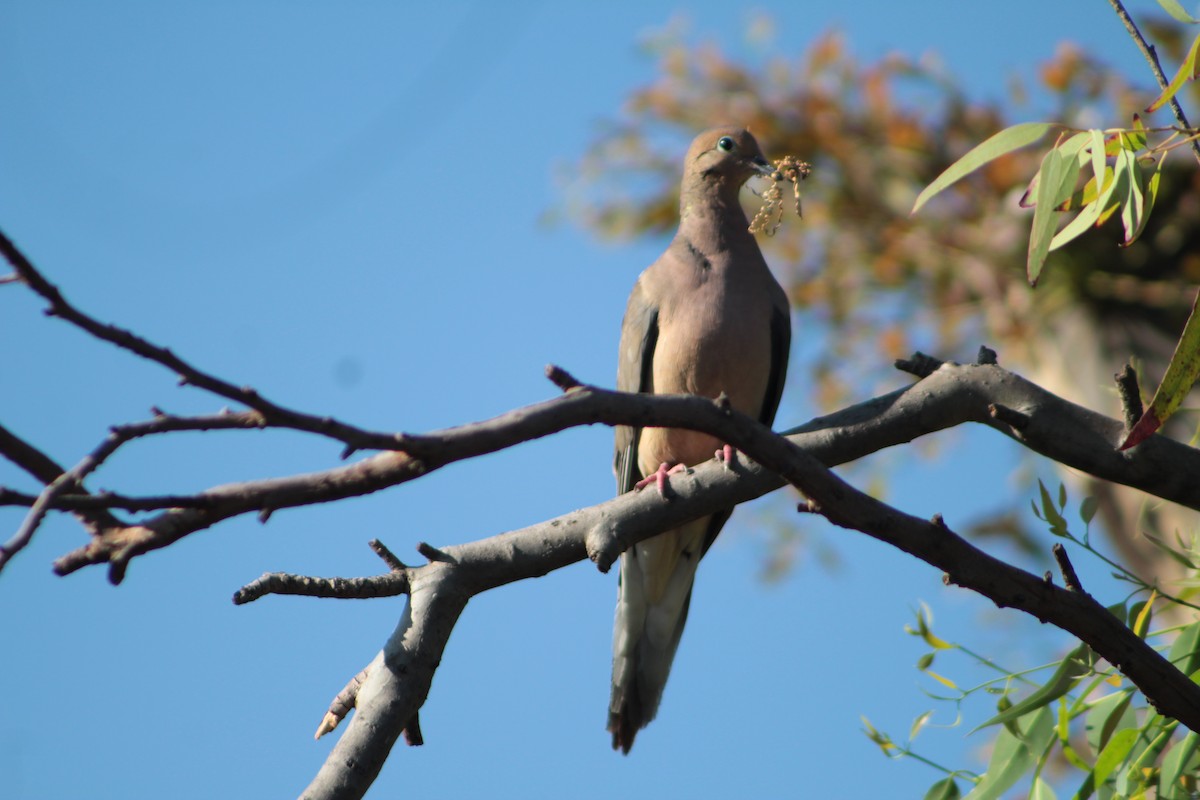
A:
[[639, 277, 774, 472]]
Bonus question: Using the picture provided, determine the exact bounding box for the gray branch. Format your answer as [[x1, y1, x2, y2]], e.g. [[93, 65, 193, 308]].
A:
[[265, 356, 1200, 800]]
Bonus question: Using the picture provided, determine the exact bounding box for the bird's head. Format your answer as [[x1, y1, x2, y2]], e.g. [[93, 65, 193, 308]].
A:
[[685, 127, 773, 187]]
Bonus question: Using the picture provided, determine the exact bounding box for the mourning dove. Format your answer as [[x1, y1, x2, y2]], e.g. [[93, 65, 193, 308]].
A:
[[608, 127, 791, 753]]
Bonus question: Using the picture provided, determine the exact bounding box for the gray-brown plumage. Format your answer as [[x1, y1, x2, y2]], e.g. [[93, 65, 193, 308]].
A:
[[608, 127, 791, 753]]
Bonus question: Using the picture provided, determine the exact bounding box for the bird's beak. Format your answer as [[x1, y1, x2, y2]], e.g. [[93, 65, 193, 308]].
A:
[[750, 156, 774, 176]]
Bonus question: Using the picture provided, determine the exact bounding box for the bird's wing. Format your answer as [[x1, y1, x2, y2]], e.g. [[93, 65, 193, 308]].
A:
[[614, 276, 658, 494]]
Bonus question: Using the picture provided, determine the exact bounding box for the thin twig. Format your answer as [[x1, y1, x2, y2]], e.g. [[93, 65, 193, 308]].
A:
[[232, 569, 410, 605], [1053, 543, 1085, 593], [0, 227, 416, 454], [1108, 0, 1200, 164]]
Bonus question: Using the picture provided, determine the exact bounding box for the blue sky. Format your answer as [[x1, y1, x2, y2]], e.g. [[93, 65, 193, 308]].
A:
[[0, 2, 1166, 798]]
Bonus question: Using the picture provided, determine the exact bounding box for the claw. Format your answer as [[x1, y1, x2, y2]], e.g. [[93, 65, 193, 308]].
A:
[[715, 444, 737, 471], [634, 462, 687, 496]]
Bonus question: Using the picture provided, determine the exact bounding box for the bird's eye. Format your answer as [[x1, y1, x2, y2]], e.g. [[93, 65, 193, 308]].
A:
[[717, 136, 735, 152]]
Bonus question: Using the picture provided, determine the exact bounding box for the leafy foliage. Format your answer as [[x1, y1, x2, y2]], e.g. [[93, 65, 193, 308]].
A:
[[872, 485, 1200, 799]]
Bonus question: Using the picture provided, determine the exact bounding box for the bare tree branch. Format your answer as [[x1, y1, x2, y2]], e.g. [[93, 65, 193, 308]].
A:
[[0, 227, 409, 455], [10, 229, 1200, 797], [272, 358, 1200, 799], [0, 421, 123, 563]]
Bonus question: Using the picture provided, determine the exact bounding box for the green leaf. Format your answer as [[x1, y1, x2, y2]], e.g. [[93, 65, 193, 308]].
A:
[[913, 122, 1057, 214], [1167, 620, 1200, 676], [1122, 289, 1200, 448], [1157, 0, 1200, 24], [1090, 128, 1107, 184], [1057, 697, 1071, 744], [910, 710, 934, 741], [1030, 775, 1058, 800], [1147, 30, 1200, 113], [918, 652, 936, 670], [1094, 728, 1140, 788], [1144, 531, 1199, 569], [1027, 147, 1064, 286], [924, 777, 961, 800], [926, 670, 959, 690], [861, 715, 897, 754], [1086, 691, 1134, 756], [973, 642, 1096, 732], [1131, 591, 1156, 639], [1119, 144, 1146, 245], [1080, 496, 1099, 525], [1028, 144, 1082, 286], [1133, 157, 1164, 245], [1159, 731, 1200, 799], [1049, 163, 1124, 253], [963, 707, 1055, 800], [1128, 115, 1149, 150], [1038, 479, 1070, 537], [1125, 719, 1176, 792], [1021, 132, 1090, 207], [912, 604, 955, 650]]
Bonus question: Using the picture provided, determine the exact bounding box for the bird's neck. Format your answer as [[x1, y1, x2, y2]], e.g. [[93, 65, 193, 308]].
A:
[[678, 181, 753, 251]]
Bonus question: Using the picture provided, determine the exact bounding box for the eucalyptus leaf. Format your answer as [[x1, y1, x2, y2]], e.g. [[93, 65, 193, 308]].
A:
[[1159, 732, 1200, 799], [1122, 289, 1200, 449], [913, 122, 1056, 214], [963, 707, 1054, 800], [1094, 728, 1139, 788], [1147, 30, 1200, 113], [1085, 691, 1134, 756], [924, 777, 961, 800], [972, 642, 1095, 732], [1157, 0, 1200, 24]]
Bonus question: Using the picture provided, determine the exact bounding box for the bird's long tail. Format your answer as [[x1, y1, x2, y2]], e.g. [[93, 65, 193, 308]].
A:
[[607, 516, 710, 754]]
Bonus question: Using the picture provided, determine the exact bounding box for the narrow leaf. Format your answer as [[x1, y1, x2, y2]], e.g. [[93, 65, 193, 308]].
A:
[[1157, 0, 1200, 24], [1080, 496, 1099, 525], [1056, 174, 1099, 211], [926, 670, 959, 690], [1132, 591, 1157, 638], [913, 122, 1056, 214], [1147, 31, 1200, 113], [1028, 146, 1072, 285], [1160, 732, 1200, 798], [1094, 728, 1139, 787], [924, 777, 961, 800], [1144, 531, 1198, 568], [1119, 144, 1146, 245], [1050, 165, 1123, 252], [963, 707, 1054, 800], [1167, 620, 1200, 677], [1121, 289, 1200, 448], [910, 710, 934, 741], [1124, 157, 1163, 247], [1128, 115, 1149, 150], [1038, 479, 1069, 537], [972, 642, 1095, 732], [1090, 128, 1107, 183], [1021, 132, 1090, 207], [1030, 775, 1058, 800], [1085, 691, 1134, 755]]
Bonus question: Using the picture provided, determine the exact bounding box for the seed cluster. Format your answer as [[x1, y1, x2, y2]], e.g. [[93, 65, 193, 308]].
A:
[[749, 156, 812, 236]]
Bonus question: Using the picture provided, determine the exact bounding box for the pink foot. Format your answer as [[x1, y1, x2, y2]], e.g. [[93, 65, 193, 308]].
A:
[[715, 444, 737, 470], [634, 462, 687, 496]]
